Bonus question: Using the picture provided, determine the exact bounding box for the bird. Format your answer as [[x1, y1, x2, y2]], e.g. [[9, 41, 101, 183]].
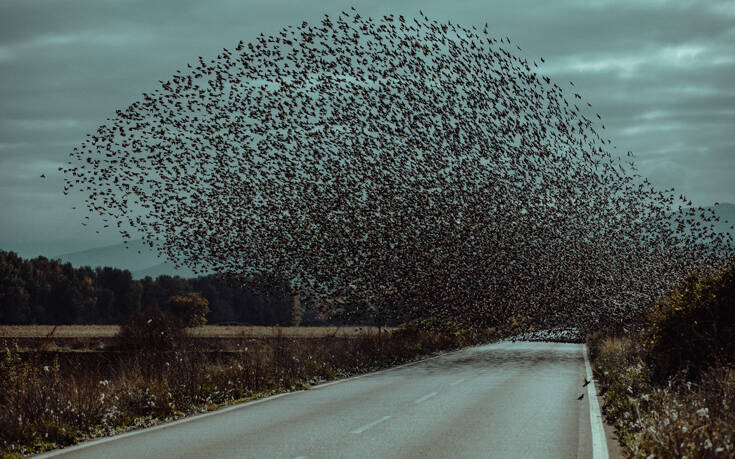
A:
[[40, 174, 46, 178], [583, 378, 591, 387], [58, 10, 735, 330], [577, 393, 584, 400]]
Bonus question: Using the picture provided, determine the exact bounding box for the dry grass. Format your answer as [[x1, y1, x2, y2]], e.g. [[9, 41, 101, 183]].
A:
[[0, 325, 391, 340], [589, 333, 735, 457], [186, 325, 391, 338], [0, 325, 120, 339], [1, 323, 489, 457]]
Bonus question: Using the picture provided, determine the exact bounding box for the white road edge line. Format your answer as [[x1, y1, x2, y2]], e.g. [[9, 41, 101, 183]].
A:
[[350, 415, 392, 434], [33, 346, 470, 458], [449, 378, 465, 386], [414, 391, 438, 404], [583, 344, 610, 459]]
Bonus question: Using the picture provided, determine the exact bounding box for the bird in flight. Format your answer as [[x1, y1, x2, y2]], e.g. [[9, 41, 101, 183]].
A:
[[60, 10, 734, 330]]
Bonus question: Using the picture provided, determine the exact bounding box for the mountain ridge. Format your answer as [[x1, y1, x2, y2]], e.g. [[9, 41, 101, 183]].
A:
[[54, 239, 198, 279]]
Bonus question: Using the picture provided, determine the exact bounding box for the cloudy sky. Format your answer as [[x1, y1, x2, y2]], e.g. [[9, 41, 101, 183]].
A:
[[1, 0, 733, 257]]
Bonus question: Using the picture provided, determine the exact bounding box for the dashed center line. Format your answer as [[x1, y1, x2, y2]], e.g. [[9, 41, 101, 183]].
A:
[[414, 391, 438, 404], [449, 378, 466, 386], [350, 416, 392, 434]]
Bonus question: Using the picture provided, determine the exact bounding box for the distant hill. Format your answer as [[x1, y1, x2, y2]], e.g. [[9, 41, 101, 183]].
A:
[[710, 203, 735, 236], [0, 238, 119, 260], [132, 262, 198, 279], [55, 240, 200, 279]]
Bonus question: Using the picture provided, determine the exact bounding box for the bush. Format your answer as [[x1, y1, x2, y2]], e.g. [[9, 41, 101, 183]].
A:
[[165, 292, 210, 328], [117, 305, 186, 351], [117, 293, 211, 351], [644, 264, 735, 383], [592, 338, 735, 457]]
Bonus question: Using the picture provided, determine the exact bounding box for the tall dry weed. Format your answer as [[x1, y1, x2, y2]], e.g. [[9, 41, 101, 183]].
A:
[[1, 326, 490, 457]]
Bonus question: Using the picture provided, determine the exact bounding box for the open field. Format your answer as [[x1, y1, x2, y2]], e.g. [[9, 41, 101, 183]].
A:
[[0, 325, 395, 353], [0, 325, 389, 339]]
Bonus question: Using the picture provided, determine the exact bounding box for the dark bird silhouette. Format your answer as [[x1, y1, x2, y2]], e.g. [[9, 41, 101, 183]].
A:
[[577, 393, 584, 400], [59, 10, 735, 329]]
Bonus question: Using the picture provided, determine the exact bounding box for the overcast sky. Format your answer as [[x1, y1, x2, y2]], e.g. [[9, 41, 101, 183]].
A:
[[1, 0, 733, 256]]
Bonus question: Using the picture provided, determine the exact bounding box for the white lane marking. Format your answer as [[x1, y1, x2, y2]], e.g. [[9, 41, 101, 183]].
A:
[[449, 378, 466, 386], [584, 345, 610, 459], [350, 415, 392, 434], [414, 391, 438, 404]]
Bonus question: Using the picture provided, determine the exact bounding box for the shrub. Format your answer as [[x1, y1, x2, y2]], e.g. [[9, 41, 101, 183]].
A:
[[164, 292, 210, 328], [117, 305, 186, 351], [590, 326, 735, 457], [644, 264, 735, 384]]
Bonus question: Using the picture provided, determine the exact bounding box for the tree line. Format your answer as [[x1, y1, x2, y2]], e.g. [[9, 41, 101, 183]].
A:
[[0, 250, 321, 325]]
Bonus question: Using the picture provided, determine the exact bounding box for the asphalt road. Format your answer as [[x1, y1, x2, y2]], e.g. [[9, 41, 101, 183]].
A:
[[39, 341, 607, 459]]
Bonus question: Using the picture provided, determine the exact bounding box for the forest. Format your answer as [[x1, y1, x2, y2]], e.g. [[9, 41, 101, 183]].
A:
[[0, 250, 312, 325]]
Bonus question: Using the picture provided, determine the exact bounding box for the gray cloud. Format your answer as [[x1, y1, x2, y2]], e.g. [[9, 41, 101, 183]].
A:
[[0, 0, 733, 252]]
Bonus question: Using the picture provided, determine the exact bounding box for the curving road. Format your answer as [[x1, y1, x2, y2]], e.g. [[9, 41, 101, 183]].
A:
[[38, 341, 609, 459]]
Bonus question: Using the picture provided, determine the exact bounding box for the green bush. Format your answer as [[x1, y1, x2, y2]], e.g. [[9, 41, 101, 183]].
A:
[[644, 264, 735, 384]]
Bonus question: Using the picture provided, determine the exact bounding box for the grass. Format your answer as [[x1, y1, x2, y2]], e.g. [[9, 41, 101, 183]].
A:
[[588, 333, 735, 458], [0, 325, 390, 339], [587, 264, 735, 458], [0, 325, 396, 354], [0, 324, 494, 458]]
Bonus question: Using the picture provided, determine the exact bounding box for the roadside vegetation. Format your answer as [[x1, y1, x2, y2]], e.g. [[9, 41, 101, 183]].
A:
[[0, 310, 502, 458], [589, 263, 735, 458]]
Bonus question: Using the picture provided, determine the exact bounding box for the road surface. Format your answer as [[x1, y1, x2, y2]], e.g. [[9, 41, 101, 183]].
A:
[[38, 341, 608, 459]]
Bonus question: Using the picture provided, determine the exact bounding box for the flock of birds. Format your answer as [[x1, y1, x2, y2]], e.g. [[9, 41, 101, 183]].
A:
[[61, 10, 733, 329]]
